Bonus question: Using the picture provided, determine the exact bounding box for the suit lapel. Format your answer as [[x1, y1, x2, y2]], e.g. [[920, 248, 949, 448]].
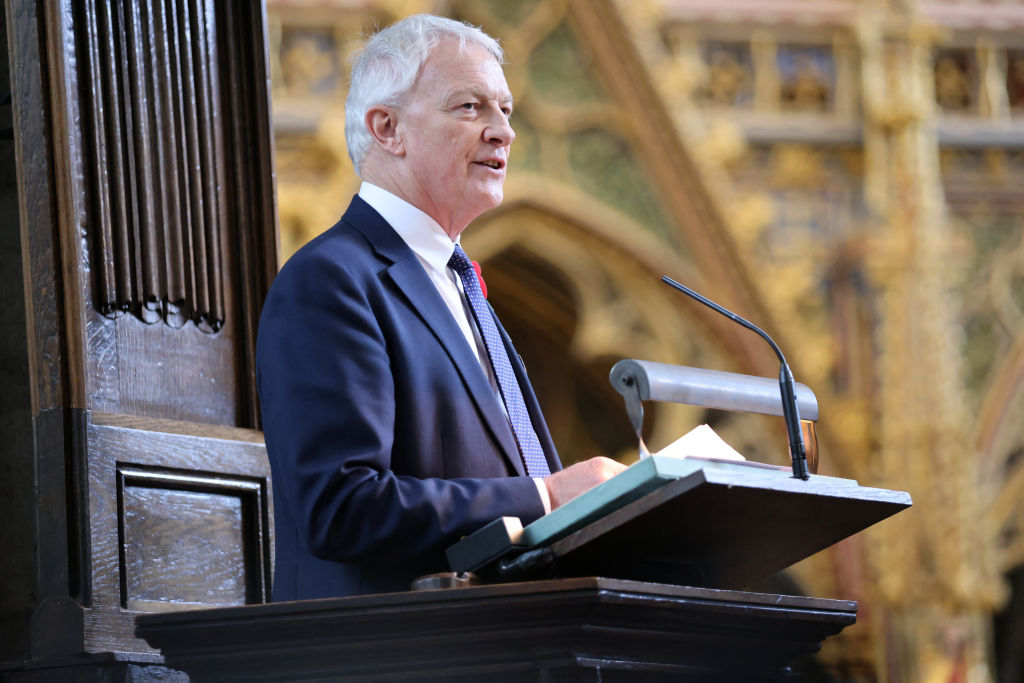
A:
[[343, 198, 526, 477]]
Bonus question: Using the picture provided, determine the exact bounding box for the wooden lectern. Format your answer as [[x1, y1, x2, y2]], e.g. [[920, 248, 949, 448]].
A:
[[446, 456, 910, 590], [136, 455, 910, 681], [135, 361, 911, 680]]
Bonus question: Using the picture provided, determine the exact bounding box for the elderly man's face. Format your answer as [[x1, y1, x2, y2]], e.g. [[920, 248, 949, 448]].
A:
[[395, 39, 515, 235]]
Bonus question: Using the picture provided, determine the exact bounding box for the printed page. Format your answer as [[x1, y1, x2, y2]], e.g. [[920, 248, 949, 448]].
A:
[[656, 423, 746, 461]]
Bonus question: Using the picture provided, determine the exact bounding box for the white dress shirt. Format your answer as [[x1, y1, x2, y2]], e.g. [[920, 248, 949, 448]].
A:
[[358, 182, 551, 512]]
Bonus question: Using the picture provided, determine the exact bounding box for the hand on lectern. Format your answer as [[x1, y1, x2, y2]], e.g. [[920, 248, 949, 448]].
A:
[[544, 457, 626, 510]]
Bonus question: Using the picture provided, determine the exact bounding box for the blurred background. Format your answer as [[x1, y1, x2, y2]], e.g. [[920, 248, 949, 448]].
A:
[[264, 0, 1024, 680]]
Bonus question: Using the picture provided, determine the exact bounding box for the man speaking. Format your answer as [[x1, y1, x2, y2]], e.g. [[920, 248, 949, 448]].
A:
[[257, 14, 625, 601]]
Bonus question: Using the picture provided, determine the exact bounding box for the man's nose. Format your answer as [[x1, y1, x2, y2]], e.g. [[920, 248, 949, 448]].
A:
[[484, 110, 515, 146]]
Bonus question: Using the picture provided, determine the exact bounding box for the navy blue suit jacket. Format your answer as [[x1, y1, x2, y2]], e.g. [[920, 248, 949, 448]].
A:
[[256, 196, 562, 600]]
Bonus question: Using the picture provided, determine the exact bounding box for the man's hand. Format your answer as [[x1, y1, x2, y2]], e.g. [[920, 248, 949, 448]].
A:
[[544, 456, 627, 510]]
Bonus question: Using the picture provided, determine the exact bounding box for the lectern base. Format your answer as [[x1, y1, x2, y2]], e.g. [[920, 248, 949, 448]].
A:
[[136, 577, 856, 681]]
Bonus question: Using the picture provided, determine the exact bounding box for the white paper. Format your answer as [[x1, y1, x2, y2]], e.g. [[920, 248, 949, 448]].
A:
[[655, 424, 746, 462]]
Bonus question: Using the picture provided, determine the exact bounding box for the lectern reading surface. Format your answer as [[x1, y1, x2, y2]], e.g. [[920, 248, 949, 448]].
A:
[[448, 456, 911, 589]]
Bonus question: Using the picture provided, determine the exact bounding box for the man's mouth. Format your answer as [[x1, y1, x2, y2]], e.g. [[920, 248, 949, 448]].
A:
[[474, 159, 505, 170]]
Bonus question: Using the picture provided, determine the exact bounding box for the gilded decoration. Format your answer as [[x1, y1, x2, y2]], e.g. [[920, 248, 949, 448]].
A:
[[268, 0, 1024, 679]]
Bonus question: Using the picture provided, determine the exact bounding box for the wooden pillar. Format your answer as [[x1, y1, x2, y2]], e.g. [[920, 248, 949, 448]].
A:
[[1, 1, 278, 678]]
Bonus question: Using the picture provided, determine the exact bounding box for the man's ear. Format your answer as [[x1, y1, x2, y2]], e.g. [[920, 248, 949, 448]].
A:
[[365, 106, 405, 157]]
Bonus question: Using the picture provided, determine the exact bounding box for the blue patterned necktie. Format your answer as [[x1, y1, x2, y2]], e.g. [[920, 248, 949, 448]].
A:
[[448, 245, 551, 478]]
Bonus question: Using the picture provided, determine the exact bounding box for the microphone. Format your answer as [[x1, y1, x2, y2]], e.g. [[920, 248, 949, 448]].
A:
[[661, 276, 810, 480]]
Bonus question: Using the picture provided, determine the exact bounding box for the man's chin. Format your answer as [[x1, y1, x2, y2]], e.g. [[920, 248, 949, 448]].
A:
[[467, 188, 505, 215]]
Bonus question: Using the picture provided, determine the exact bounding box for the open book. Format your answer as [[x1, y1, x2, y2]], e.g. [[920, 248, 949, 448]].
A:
[[447, 426, 911, 589], [655, 423, 746, 462], [447, 425, 807, 572]]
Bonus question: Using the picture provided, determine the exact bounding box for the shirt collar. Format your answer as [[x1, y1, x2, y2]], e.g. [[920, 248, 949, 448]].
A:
[[358, 182, 457, 272]]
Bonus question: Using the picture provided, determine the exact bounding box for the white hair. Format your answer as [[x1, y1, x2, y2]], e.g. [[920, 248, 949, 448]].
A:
[[345, 14, 504, 175]]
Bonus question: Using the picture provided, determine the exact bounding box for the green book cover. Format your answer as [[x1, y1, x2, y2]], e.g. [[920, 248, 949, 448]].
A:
[[446, 455, 857, 572], [521, 456, 776, 548]]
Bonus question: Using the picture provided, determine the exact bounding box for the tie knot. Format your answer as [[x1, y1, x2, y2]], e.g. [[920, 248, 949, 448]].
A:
[[448, 244, 482, 298], [448, 244, 473, 274]]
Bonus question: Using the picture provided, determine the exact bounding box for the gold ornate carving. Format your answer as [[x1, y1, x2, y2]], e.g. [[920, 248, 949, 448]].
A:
[[618, 0, 1024, 678], [699, 42, 754, 107], [934, 48, 976, 113], [858, 7, 1003, 680], [778, 44, 835, 111], [267, 1, 1024, 677]]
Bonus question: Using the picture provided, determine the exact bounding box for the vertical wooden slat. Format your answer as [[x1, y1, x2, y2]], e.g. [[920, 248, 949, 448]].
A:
[[176, 0, 210, 325], [124, 0, 160, 320], [205, 0, 230, 335], [220, 1, 249, 331], [151, 0, 186, 310], [98, 0, 133, 309], [82, 0, 118, 314], [116, 0, 149, 318], [138, 0, 170, 312], [194, 0, 223, 331], [207, 0, 232, 337], [166, 0, 197, 321], [193, 0, 224, 331], [113, 0, 144, 308]]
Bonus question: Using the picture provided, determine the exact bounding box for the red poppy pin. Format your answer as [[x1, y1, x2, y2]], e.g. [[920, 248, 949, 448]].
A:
[[472, 261, 487, 299]]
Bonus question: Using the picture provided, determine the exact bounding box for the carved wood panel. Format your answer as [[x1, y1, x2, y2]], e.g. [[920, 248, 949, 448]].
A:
[[79, 0, 226, 332], [117, 466, 268, 611], [39, 0, 279, 426], [86, 413, 272, 654]]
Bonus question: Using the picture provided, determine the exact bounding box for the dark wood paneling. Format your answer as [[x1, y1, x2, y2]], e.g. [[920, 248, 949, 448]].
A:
[[1, 654, 189, 683], [84, 412, 272, 654], [6, 0, 66, 415], [0, 4, 38, 662], [79, 0, 225, 332], [39, 0, 277, 426], [136, 578, 858, 681], [106, 318, 240, 423], [216, 0, 279, 429], [118, 468, 264, 610], [4, 0, 278, 672]]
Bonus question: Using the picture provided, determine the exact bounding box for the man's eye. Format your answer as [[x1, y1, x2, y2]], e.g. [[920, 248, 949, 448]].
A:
[[502, 108, 513, 118], [460, 102, 478, 110]]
